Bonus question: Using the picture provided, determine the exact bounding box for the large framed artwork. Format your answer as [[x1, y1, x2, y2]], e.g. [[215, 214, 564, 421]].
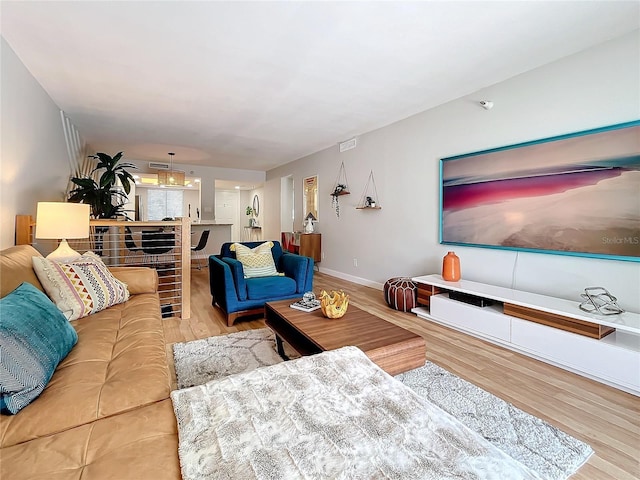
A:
[[440, 121, 640, 262]]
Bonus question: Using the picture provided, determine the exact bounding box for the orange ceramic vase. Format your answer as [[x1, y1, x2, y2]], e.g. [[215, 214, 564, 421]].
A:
[[442, 251, 461, 281]]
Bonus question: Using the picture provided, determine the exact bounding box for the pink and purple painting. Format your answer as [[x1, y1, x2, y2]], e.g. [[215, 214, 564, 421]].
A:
[[441, 121, 640, 261]]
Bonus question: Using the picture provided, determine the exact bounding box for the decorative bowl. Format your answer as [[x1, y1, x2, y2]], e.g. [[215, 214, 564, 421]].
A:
[[319, 290, 349, 319]]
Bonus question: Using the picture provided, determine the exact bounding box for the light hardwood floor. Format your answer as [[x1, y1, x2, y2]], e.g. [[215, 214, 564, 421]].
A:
[[164, 269, 640, 480]]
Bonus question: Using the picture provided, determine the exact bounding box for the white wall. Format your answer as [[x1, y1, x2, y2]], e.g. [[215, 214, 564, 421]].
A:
[[183, 189, 200, 221], [249, 186, 264, 241], [240, 190, 252, 226], [248, 187, 264, 227], [279, 175, 294, 234], [267, 31, 640, 312], [0, 38, 71, 249]]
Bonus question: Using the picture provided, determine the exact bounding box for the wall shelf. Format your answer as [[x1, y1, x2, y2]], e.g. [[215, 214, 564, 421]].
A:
[[331, 190, 350, 197], [330, 162, 350, 217], [357, 170, 381, 209]]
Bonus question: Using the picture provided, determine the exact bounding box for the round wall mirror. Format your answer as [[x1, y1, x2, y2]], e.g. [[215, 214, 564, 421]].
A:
[[252, 194, 260, 217]]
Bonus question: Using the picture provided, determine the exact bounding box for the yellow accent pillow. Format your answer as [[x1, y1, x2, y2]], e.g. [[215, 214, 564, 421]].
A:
[[230, 242, 278, 278]]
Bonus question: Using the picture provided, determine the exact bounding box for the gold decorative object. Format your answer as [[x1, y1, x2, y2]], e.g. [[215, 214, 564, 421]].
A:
[[319, 290, 349, 319]]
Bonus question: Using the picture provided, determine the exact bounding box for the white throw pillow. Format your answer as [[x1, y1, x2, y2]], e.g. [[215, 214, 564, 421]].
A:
[[32, 251, 129, 321]]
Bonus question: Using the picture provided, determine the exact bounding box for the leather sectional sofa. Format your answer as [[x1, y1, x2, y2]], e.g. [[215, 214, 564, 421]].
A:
[[0, 245, 181, 480]]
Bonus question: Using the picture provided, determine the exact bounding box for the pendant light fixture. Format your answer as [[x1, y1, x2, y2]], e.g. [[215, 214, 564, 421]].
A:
[[157, 152, 185, 186]]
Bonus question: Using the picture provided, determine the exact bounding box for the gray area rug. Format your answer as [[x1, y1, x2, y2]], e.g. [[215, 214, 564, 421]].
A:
[[396, 363, 593, 480], [173, 328, 286, 389], [173, 328, 592, 480]]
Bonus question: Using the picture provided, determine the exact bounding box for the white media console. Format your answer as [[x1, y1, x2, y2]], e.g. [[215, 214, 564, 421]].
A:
[[411, 274, 640, 396]]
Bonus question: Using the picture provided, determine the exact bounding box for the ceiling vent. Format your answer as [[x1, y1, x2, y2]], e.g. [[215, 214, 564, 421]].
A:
[[149, 162, 169, 170], [339, 138, 357, 152]]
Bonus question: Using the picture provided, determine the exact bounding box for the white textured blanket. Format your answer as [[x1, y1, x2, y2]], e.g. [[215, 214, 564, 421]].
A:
[[171, 347, 541, 480]]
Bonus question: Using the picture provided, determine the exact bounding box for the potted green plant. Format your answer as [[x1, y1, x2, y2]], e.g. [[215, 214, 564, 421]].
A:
[[246, 206, 255, 226], [68, 152, 137, 219]]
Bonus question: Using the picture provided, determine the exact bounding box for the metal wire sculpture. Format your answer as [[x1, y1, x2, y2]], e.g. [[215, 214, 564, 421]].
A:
[[579, 287, 624, 315]]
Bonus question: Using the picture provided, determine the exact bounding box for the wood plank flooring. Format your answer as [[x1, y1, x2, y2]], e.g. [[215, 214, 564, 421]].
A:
[[164, 269, 640, 480]]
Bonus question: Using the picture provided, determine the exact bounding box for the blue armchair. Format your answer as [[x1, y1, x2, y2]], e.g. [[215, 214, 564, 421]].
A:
[[209, 240, 314, 326]]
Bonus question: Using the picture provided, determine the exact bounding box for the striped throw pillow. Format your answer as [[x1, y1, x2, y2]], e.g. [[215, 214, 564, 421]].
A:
[[230, 242, 279, 278], [32, 252, 129, 321]]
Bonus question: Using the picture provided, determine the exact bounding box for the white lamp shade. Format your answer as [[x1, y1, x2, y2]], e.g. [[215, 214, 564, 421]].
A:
[[36, 202, 90, 240]]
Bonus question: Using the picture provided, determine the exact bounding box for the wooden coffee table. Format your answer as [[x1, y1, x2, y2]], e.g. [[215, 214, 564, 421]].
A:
[[264, 299, 426, 375]]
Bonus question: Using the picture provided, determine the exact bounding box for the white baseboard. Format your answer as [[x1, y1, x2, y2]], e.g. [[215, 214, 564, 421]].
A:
[[317, 267, 384, 291]]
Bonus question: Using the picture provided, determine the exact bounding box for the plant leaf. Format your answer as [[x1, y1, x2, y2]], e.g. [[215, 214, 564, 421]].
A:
[[95, 152, 112, 164], [100, 171, 116, 188], [71, 177, 97, 188], [118, 162, 138, 169], [118, 173, 131, 194]]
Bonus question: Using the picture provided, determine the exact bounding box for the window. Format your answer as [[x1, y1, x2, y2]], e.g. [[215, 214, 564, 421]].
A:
[[147, 189, 184, 220]]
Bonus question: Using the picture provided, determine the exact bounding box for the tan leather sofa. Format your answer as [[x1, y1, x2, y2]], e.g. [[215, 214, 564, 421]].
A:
[[0, 245, 182, 480]]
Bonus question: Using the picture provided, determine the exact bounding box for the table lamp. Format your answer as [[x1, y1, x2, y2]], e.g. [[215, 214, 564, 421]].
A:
[[35, 202, 90, 261]]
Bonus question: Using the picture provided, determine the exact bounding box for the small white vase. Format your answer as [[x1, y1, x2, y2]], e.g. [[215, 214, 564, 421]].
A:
[[304, 219, 314, 233]]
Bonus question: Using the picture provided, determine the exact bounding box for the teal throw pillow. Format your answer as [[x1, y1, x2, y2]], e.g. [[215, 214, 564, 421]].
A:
[[0, 282, 78, 415]]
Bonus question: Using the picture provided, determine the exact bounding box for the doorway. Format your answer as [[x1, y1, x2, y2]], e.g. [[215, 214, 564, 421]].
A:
[[281, 175, 294, 233], [215, 190, 240, 241], [214, 180, 264, 242]]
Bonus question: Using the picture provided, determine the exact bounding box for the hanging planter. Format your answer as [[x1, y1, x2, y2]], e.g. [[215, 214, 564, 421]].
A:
[[331, 185, 348, 217], [330, 162, 350, 217]]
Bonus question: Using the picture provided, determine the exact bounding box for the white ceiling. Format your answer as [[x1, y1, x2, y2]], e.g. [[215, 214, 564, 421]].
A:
[[1, 1, 638, 172]]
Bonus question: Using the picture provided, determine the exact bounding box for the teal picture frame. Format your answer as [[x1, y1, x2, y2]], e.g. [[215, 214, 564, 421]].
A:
[[439, 120, 640, 262]]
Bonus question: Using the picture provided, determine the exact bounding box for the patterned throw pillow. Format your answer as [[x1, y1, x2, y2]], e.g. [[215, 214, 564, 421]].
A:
[[32, 252, 129, 321], [230, 241, 279, 278], [0, 282, 78, 414]]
